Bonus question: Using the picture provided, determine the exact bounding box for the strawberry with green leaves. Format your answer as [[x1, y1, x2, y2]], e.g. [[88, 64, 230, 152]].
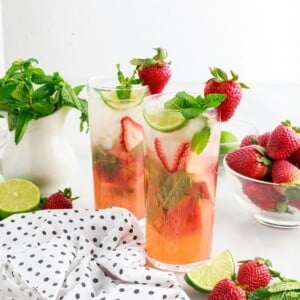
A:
[[237, 258, 272, 292], [130, 48, 171, 94], [42, 188, 78, 209], [266, 121, 300, 160], [226, 145, 271, 180], [204, 67, 249, 122]]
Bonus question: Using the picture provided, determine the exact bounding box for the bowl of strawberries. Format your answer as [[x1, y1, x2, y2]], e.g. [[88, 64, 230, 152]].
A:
[[224, 120, 300, 228]]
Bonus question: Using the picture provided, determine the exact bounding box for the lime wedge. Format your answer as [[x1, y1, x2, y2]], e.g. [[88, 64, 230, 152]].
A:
[[99, 87, 147, 110], [0, 179, 40, 219], [143, 110, 187, 132], [184, 250, 235, 292], [220, 130, 239, 154]]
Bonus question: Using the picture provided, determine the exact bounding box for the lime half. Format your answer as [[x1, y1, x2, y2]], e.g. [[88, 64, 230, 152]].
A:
[[0, 179, 40, 219], [99, 87, 147, 110], [143, 110, 187, 132], [184, 250, 235, 292]]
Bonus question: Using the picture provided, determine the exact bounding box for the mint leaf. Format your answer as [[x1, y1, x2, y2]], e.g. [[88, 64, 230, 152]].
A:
[[158, 171, 190, 211], [164, 91, 226, 120], [14, 110, 32, 144], [191, 126, 211, 154]]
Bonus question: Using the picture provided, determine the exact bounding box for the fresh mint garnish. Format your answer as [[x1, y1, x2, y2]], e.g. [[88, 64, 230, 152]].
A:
[[0, 58, 88, 144], [164, 91, 226, 120], [164, 91, 225, 155], [116, 64, 141, 100], [191, 127, 211, 154]]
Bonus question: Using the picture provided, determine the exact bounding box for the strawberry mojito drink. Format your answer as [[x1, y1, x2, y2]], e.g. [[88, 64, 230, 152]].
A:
[[87, 68, 148, 219], [143, 91, 225, 271]]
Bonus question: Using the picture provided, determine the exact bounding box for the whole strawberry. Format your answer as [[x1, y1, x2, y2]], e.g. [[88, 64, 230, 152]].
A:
[[290, 148, 300, 167], [204, 67, 249, 122], [130, 48, 171, 94], [237, 258, 271, 292], [240, 134, 259, 147], [226, 145, 271, 180], [266, 121, 300, 160], [272, 159, 300, 184], [43, 188, 78, 209], [208, 279, 246, 300], [242, 181, 281, 211], [257, 131, 272, 148]]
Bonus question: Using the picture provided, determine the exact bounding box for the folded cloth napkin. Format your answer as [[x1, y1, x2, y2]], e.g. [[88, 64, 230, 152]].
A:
[[0, 208, 189, 300]]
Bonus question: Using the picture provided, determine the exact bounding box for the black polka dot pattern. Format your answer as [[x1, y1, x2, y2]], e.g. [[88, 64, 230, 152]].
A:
[[0, 208, 188, 299]]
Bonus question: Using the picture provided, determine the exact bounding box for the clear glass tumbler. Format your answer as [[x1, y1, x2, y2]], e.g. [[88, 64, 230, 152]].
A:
[[142, 92, 221, 271], [87, 78, 148, 219]]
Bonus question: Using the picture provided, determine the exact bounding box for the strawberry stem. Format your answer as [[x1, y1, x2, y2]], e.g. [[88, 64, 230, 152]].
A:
[[59, 188, 79, 201], [208, 67, 249, 89], [130, 47, 170, 68]]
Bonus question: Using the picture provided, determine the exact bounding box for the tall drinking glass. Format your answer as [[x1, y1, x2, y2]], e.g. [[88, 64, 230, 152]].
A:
[[143, 92, 221, 271], [87, 78, 148, 219]]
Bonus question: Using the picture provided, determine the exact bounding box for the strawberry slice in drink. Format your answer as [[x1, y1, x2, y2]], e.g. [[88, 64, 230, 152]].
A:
[[161, 196, 201, 238], [120, 116, 143, 152], [154, 138, 189, 173]]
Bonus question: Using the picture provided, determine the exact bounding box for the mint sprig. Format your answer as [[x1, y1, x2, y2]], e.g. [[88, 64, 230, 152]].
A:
[[164, 91, 226, 155], [116, 64, 141, 100], [0, 58, 88, 144], [164, 91, 226, 120]]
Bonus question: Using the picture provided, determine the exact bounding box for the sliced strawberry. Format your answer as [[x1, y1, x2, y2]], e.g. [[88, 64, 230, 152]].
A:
[[161, 196, 200, 238], [120, 117, 143, 152], [188, 181, 212, 201], [154, 138, 189, 173]]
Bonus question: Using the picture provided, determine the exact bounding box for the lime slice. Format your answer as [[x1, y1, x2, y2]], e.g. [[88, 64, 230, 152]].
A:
[[143, 110, 187, 132], [99, 87, 147, 110], [0, 179, 40, 219], [184, 250, 235, 292]]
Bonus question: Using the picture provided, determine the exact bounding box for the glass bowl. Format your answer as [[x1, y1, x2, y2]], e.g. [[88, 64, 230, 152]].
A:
[[223, 157, 300, 228]]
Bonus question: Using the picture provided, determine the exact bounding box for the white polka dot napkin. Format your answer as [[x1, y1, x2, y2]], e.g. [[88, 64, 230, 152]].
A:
[[0, 208, 189, 300]]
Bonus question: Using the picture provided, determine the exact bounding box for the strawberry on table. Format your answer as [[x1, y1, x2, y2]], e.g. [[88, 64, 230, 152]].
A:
[[42, 188, 78, 209], [208, 278, 247, 300], [130, 48, 171, 94], [237, 258, 271, 292], [225, 145, 271, 180], [266, 121, 300, 160], [204, 67, 249, 122]]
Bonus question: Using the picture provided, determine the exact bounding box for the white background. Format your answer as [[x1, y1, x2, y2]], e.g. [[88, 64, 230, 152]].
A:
[[1, 0, 300, 85], [1, 2, 300, 298]]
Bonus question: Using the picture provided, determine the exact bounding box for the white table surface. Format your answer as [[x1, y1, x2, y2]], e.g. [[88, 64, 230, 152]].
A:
[[17, 83, 300, 299]]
